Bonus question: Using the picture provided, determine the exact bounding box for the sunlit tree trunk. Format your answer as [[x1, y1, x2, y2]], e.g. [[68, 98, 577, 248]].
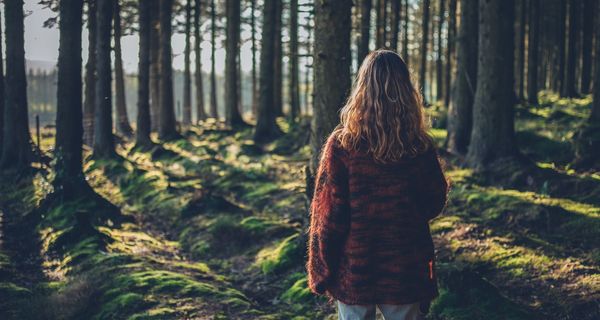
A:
[[467, 0, 517, 168], [527, 0, 539, 105], [54, 0, 85, 193], [83, 0, 97, 146], [93, 0, 116, 158], [136, 0, 153, 148], [254, 0, 282, 143], [225, 0, 245, 128], [158, 0, 179, 140], [150, 2, 161, 131], [209, 0, 219, 119], [446, 0, 477, 155], [444, 0, 456, 107], [310, 0, 351, 172], [1, 0, 32, 170], [194, 0, 206, 122], [183, 0, 192, 126], [289, 0, 300, 120], [113, 0, 133, 137], [419, 0, 430, 103]]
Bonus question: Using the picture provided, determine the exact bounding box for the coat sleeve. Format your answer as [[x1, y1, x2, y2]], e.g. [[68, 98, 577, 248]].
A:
[[416, 148, 449, 221], [306, 137, 350, 295]]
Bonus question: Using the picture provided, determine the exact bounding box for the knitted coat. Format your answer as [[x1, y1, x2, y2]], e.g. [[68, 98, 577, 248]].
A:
[[307, 133, 448, 305]]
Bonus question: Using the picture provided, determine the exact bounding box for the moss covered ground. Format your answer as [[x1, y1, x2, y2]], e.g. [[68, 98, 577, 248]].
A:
[[0, 94, 598, 319]]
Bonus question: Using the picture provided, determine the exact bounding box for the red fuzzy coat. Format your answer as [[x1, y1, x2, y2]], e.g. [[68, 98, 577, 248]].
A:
[[307, 133, 449, 305]]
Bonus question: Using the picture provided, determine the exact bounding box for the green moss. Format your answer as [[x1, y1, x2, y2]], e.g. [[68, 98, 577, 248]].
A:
[[96, 293, 148, 320], [280, 277, 312, 304], [255, 234, 303, 275]]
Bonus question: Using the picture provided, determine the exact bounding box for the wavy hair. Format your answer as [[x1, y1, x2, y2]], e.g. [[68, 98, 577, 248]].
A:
[[334, 50, 432, 163]]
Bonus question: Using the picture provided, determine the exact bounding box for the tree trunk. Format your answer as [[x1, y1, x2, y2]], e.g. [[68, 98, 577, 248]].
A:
[[444, 0, 456, 107], [419, 0, 430, 103], [194, 0, 206, 123], [467, 0, 517, 168], [54, 0, 85, 192], [562, 0, 579, 97], [158, 0, 179, 140], [289, 0, 300, 120], [113, 0, 133, 138], [0, 7, 4, 156], [436, 0, 445, 101], [580, 0, 593, 94], [358, 0, 372, 64], [446, 0, 477, 155], [391, 0, 401, 51], [556, 0, 566, 93], [527, 0, 539, 105], [593, 1, 600, 123], [402, 0, 409, 59], [517, 0, 526, 101], [225, 0, 245, 128], [310, 0, 352, 172], [150, 2, 161, 131], [83, 0, 97, 146], [273, 0, 283, 117], [136, 0, 152, 148], [183, 0, 192, 126], [209, 0, 219, 119], [93, 0, 116, 158], [254, 0, 282, 144], [251, 0, 258, 116]]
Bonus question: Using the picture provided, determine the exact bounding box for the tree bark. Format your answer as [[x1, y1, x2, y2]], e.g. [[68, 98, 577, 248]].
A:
[[562, 0, 579, 97], [517, 0, 526, 101], [113, 0, 133, 137], [0, 0, 32, 170], [93, 0, 116, 158], [150, 2, 161, 131], [273, 0, 283, 117], [194, 0, 206, 123], [254, 0, 282, 144], [446, 0, 477, 155], [136, 0, 152, 148], [580, 0, 593, 94], [467, 0, 517, 168], [436, 0, 445, 101], [209, 0, 219, 119], [419, 0, 431, 103], [444, 0, 456, 107], [83, 0, 97, 146], [358, 0, 372, 64], [556, 0, 566, 94], [592, 0, 600, 123], [402, 0, 409, 59], [158, 0, 179, 140], [289, 0, 300, 120], [376, 0, 384, 48], [391, 0, 401, 51], [251, 0, 258, 116], [54, 0, 85, 192], [0, 7, 4, 156], [225, 0, 245, 128], [183, 0, 192, 126], [310, 0, 352, 172], [527, 0, 539, 105]]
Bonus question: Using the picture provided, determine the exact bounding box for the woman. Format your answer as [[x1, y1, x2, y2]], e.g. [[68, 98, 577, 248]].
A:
[[307, 50, 449, 320]]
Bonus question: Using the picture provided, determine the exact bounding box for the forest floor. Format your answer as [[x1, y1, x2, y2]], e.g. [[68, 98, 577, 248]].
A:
[[0, 92, 599, 319]]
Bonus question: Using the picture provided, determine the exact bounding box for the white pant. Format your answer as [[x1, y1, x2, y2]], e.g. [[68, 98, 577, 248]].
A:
[[337, 301, 426, 320]]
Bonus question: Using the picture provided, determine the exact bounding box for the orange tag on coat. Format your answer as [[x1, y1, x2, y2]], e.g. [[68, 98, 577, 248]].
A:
[[428, 260, 434, 280]]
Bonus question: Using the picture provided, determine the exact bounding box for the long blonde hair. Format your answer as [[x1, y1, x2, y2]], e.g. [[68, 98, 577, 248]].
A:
[[335, 50, 432, 163]]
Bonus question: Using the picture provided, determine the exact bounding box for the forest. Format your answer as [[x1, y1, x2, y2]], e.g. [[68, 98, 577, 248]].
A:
[[0, 0, 599, 319]]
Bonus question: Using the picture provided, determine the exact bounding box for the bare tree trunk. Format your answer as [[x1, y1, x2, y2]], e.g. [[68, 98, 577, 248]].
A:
[[93, 0, 116, 158], [210, 0, 219, 119], [136, 0, 153, 148], [419, 0, 430, 104], [527, 0, 539, 105], [254, 0, 283, 143], [580, 0, 593, 94], [402, 0, 409, 59], [436, 0, 445, 101], [158, 0, 179, 140], [113, 0, 133, 137], [517, 0, 526, 100], [194, 0, 206, 123], [0, 8, 4, 156], [289, 0, 300, 120], [54, 0, 85, 192], [391, 0, 401, 51], [563, 0, 579, 97], [251, 0, 258, 116], [444, 0, 456, 107], [376, 0, 383, 48], [467, 0, 517, 168], [83, 0, 96, 146], [358, 0, 372, 64], [225, 0, 245, 128], [556, 0, 566, 94], [310, 0, 352, 172], [183, 0, 192, 126], [273, 0, 283, 116], [446, 0, 478, 155], [150, 2, 161, 131]]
